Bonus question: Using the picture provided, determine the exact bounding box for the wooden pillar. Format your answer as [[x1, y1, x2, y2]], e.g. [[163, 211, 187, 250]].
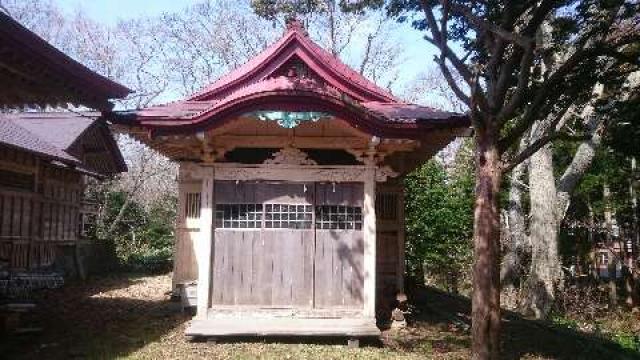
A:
[[196, 166, 214, 319], [363, 166, 377, 318], [172, 165, 188, 291]]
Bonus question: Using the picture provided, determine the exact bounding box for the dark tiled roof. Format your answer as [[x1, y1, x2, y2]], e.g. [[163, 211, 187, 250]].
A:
[[8, 112, 100, 150], [0, 115, 79, 163], [0, 112, 126, 175], [362, 102, 467, 124]]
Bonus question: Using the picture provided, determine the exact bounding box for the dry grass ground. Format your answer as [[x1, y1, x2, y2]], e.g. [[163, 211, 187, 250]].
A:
[[1, 273, 638, 359]]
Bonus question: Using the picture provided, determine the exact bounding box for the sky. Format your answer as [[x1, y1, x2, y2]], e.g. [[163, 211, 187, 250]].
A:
[[51, 0, 441, 104], [56, 0, 198, 22]]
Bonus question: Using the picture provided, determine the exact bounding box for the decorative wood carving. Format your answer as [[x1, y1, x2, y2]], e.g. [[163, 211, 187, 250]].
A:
[[215, 166, 368, 182], [263, 147, 317, 166], [376, 166, 399, 182], [181, 160, 399, 183]]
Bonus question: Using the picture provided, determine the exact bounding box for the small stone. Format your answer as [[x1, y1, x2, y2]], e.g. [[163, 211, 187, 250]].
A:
[[391, 308, 405, 322]]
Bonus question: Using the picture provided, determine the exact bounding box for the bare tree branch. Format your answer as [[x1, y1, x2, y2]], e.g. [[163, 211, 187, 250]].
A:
[[503, 131, 589, 174], [447, 1, 535, 48]]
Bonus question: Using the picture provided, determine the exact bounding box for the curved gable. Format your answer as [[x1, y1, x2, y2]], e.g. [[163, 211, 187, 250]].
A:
[[189, 21, 396, 103]]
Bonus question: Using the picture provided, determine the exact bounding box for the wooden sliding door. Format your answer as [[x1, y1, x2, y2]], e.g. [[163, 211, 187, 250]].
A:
[[211, 181, 314, 307], [210, 180, 364, 310], [313, 182, 364, 309]]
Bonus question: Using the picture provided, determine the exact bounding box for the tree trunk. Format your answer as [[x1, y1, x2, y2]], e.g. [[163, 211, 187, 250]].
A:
[[630, 158, 640, 308], [609, 262, 618, 308], [501, 151, 527, 289], [103, 192, 133, 240], [588, 201, 596, 279], [603, 181, 618, 308], [556, 113, 603, 219], [623, 264, 636, 307], [522, 143, 562, 319], [471, 124, 502, 360]]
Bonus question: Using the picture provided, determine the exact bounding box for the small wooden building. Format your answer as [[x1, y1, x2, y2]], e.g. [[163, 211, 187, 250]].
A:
[[111, 20, 469, 338], [0, 11, 130, 277], [0, 113, 127, 275]]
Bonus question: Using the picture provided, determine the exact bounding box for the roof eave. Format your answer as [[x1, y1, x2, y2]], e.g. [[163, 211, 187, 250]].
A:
[[0, 12, 132, 103]]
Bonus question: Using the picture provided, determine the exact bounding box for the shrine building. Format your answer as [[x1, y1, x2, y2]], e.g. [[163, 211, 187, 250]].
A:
[[110, 20, 470, 339]]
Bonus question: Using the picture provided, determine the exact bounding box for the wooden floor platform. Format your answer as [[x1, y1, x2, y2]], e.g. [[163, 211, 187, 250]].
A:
[[185, 317, 380, 337]]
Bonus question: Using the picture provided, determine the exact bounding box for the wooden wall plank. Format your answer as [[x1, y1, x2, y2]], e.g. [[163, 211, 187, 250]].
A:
[[222, 230, 236, 305], [211, 232, 225, 304], [255, 229, 273, 305], [231, 230, 245, 305], [1, 195, 10, 238], [237, 231, 254, 305], [314, 232, 331, 308], [11, 195, 21, 238]]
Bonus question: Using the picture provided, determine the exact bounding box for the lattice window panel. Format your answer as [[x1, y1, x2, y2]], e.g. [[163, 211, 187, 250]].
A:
[[215, 204, 263, 229], [315, 205, 362, 230], [265, 204, 313, 229], [376, 192, 399, 221], [185, 193, 201, 219]]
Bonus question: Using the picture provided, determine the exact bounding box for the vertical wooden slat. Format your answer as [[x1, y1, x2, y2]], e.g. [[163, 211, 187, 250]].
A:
[[256, 228, 273, 305], [0, 194, 9, 238], [269, 228, 284, 306], [50, 201, 56, 241], [231, 230, 243, 305], [223, 231, 236, 305], [211, 232, 224, 304], [11, 195, 20, 238], [314, 232, 330, 308], [21, 195, 30, 239], [240, 231, 255, 305], [43, 201, 50, 241], [36, 199, 43, 241], [351, 233, 365, 307], [332, 231, 344, 306], [58, 204, 64, 241], [64, 204, 70, 241]]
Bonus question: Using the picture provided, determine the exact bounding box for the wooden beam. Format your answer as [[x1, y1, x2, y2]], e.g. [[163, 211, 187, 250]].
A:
[[213, 164, 374, 182], [214, 135, 369, 150], [186, 317, 380, 337]]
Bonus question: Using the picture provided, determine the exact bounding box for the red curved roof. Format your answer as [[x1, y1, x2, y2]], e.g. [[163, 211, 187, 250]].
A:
[[112, 20, 468, 138], [189, 21, 397, 103]]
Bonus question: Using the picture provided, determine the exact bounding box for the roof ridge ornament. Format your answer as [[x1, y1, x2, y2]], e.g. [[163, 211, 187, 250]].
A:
[[264, 147, 317, 166], [285, 17, 308, 36]]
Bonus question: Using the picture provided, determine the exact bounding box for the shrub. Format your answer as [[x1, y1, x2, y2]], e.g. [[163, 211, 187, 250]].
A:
[[87, 188, 177, 274], [123, 247, 173, 274], [404, 159, 474, 293]]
